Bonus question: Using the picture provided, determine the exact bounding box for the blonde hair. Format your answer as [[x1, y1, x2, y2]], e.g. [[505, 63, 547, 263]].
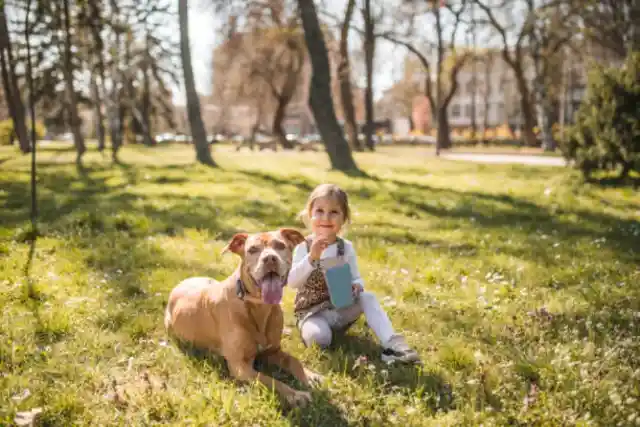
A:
[[298, 184, 351, 230]]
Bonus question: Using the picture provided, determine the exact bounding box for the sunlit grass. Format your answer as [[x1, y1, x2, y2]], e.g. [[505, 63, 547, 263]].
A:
[[1, 142, 638, 426]]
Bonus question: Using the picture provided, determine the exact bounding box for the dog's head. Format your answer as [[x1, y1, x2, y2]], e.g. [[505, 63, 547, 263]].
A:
[[222, 228, 305, 304]]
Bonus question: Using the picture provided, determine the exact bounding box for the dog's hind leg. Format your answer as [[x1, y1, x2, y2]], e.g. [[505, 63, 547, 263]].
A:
[[226, 358, 312, 407]]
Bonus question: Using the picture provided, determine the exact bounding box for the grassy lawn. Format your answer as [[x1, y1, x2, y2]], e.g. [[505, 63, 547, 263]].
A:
[[1, 143, 638, 426]]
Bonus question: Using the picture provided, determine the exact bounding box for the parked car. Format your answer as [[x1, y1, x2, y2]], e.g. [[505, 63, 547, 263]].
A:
[[357, 133, 380, 145], [174, 134, 192, 144], [380, 134, 394, 144], [301, 133, 321, 144], [155, 133, 175, 143], [286, 133, 299, 145], [207, 134, 226, 144]]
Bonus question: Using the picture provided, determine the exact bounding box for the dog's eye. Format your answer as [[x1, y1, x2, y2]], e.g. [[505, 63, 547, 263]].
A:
[[247, 246, 261, 254], [271, 240, 286, 250]]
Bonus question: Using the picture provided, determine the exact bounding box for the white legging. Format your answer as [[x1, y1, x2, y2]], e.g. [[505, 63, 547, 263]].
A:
[[298, 291, 395, 348]]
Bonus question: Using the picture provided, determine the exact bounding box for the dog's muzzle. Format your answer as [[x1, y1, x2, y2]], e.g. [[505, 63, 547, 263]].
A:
[[257, 255, 286, 305]]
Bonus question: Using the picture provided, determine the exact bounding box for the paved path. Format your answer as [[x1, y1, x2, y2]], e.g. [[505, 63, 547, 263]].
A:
[[442, 153, 567, 167]]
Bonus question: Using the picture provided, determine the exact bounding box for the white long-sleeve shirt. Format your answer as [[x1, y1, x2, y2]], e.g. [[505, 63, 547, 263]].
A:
[[287, 238, 364, 290]]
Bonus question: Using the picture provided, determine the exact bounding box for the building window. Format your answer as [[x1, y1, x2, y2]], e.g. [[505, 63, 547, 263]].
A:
[[464, 104, 473, 118], [451, 104, 461, 118]]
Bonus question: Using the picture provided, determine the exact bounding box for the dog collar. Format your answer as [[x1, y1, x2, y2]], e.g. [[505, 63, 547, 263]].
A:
[[236, 278, 248, 299], [236, 278, 264, 304]]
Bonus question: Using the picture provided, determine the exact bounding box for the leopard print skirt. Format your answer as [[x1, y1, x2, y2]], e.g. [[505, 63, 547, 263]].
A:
[[294, 268, 333, 321]]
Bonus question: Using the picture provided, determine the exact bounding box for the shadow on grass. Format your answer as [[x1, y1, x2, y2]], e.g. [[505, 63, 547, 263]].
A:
[[589, 175, 640, 189], [362, 175, 640, 264], [0, 156, 13, 166], [2, 159, 637, 262], [21, 236, 65, 347], [240, 170, 315, 193], [174, 339, 350, 426], [318, 325, 455, 415]]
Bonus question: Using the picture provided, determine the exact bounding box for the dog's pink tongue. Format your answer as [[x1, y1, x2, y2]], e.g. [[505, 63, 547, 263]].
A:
[[260, 273, 284, 305]]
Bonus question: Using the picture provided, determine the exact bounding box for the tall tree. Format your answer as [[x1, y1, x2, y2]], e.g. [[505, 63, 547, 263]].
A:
[[384, 0, 470, 154], [179, 0, 216, 166], [108, 0, 124, 161], [0, 4, 30, 153], [474, 0, 545, 147], [245, 2, 306, 149], [297, 0, 358, 171], [212, 1, 310, 149], [467, 2, 478, 141], [361, 0, 376, 151], [481, 52, 496, 140], [338, 0, 361, 151], [79, 0, 107, 151], [338, 0, 362, 151], [528, 1, 577, 151], [61, 0, 86, 164], [25, 0, 37, 231], [578, 0, 640, 59]]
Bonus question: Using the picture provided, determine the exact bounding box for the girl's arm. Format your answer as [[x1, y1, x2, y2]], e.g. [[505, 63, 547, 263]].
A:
[[346, 243, 365, 288], [286, 243, 314, 290]]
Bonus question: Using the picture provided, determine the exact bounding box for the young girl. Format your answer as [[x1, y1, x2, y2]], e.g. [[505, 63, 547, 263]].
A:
[[287, 183, 420, 363]]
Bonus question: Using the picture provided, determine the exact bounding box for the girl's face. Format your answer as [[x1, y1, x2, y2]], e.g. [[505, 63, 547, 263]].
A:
[[309, 196, 345, 240]]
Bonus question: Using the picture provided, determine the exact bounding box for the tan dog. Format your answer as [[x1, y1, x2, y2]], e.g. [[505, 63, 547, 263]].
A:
[[164, 228, 321, 407]]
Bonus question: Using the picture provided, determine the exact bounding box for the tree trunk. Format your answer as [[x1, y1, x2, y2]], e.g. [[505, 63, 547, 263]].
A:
[[142, 58, 154, 146], [297, 0, 358, 172], [620, 162, 631, 180], [514, 70, 537, 147], [62, 0, 86, 163], [469, 4, 477, 142], [272, 97, 293, 149], [536, 79, 556, 151], [179, 0, 215, 166], [138, 26, 154, 147], [435, 6, 445, 156], [124, 30, 136, 145], [90, 74, 106, 151], [88, 0, 106, 151], [0, 6, 29, 153], [362, 0, 375, 151], [483, 56, 492, 142], [109, 0, 123, 161], [268, 45, 301, 151], [338, 0, 361, 151], [436, 106, 452, 150]]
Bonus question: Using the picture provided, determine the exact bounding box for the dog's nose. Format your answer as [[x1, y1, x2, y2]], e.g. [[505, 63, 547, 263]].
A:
[[263, 254, 278, 266]]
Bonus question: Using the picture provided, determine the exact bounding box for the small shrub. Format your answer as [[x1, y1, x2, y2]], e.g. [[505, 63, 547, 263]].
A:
[[560, 52, 640, 179]]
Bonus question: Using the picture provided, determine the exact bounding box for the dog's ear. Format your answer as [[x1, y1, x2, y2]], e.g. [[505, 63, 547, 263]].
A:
[[222, 233, 248, 256], [279, 228, 305, 247]]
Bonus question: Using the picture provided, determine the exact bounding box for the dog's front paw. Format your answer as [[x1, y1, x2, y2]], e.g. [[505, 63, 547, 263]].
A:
[[286, 390, 312, 408], [305, 370, 324, 387]]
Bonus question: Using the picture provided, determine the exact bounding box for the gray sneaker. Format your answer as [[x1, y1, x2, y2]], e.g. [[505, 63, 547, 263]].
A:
[[381, 334, 421, 364]]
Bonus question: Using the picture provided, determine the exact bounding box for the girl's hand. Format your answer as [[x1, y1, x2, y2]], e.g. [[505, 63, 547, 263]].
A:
[[309, 237, 329, 261], [352, 283, 363, 298]]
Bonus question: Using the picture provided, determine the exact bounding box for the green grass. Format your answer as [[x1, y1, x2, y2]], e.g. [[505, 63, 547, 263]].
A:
[[1, 143, 639, 426]]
